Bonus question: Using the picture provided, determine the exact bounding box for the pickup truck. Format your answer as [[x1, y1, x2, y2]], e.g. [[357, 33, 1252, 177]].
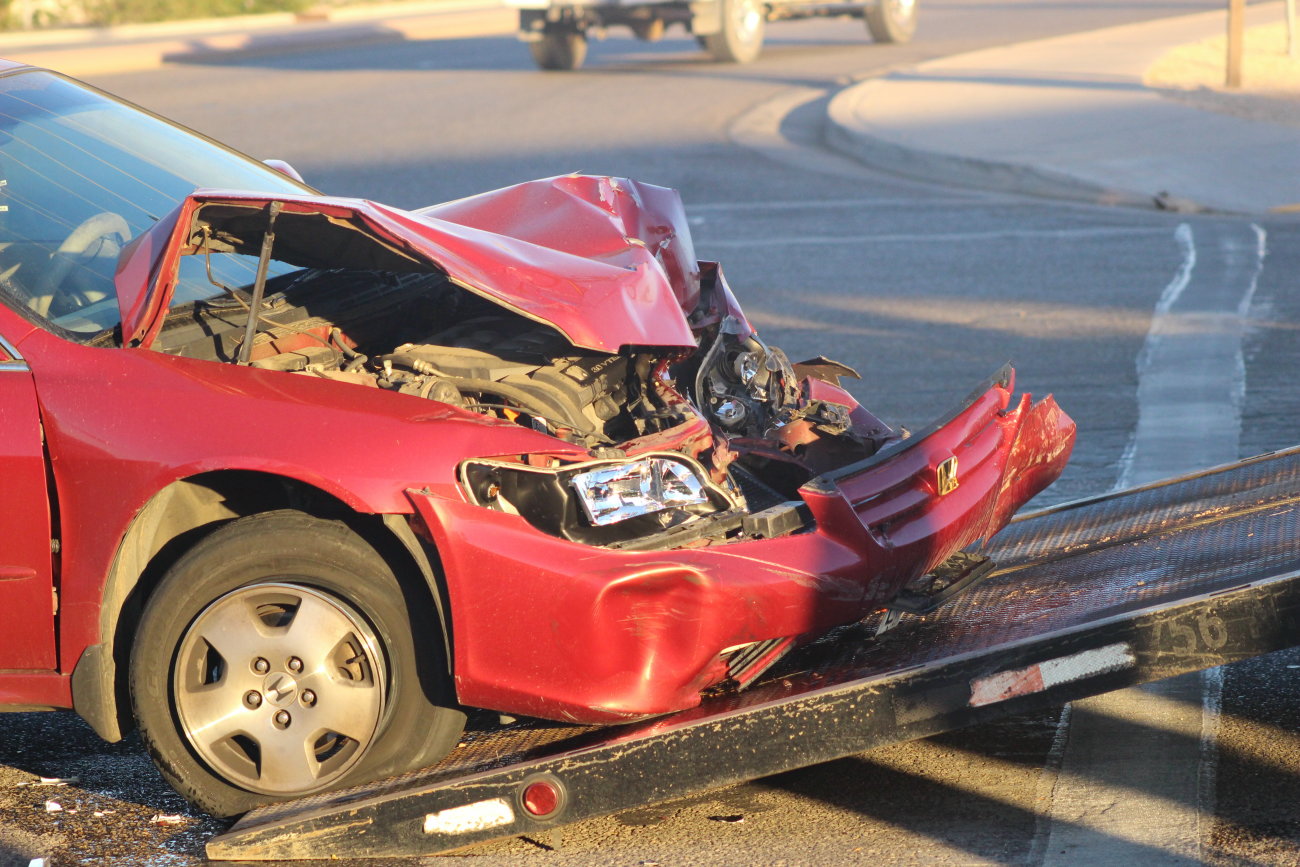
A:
[[506, 0, 916, 69]]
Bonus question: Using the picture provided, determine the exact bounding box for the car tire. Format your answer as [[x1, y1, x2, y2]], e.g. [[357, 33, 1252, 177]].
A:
[[703, 0, 765, 63], [865, 0, 917, 44], [130, 510, 465, 818], [529, 27, 588, 70]]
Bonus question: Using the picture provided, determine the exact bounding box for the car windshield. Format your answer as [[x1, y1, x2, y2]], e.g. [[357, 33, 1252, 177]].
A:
[[0, 68, 311, 338]]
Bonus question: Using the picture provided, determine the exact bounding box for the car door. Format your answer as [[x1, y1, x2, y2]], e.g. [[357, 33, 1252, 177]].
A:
[[0, 331, 56, 669]]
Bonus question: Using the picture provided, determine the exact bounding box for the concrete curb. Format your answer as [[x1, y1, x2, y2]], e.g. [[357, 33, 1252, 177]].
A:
[[822, 4, 1300, 215], [824, 80, 1158, 211]]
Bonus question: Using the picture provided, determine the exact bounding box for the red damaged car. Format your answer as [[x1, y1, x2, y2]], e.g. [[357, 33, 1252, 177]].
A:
[[0, 62, 1074, 816]]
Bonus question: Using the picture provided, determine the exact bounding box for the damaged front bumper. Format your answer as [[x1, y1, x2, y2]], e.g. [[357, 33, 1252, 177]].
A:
[[408, 364, 1075, 724]]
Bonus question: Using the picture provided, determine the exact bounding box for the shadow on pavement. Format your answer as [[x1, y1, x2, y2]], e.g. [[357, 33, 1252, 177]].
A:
[[884, 68, 1150, 93], [161, 29, 883, 78]]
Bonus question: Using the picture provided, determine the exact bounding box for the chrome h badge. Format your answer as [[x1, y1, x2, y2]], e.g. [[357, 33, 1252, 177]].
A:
[[936, 456, 959, 496]]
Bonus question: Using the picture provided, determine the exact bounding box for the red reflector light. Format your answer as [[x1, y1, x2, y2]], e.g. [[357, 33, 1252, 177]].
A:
[[521, 781, 561, 817]]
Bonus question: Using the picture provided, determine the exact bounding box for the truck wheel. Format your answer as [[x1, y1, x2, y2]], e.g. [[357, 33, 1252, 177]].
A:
[[703, 0, 765, 63], [530, 26, 588, 70], [865, 0, 916, 43], [630, 17, 666, 42], [130, 511, 465, 818]]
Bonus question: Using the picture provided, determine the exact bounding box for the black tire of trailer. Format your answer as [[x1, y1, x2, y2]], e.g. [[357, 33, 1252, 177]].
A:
[[703, 0, 765, 63], [630, 17, 667, 41], [530, 25, 589, 70], [865, 0, 917, 43], [130, 510, 465, 818]]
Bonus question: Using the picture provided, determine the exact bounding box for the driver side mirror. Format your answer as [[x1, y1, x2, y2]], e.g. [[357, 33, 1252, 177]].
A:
[[262, 159, 305, 184]]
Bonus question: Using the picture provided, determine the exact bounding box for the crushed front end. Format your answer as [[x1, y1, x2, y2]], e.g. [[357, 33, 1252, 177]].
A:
[[407, 262, 1074, 724], [128, 179, 1075, 725]]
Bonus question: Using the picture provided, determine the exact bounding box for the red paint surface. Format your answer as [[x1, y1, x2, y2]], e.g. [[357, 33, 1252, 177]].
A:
[[120, 184, 701, 353], [0, 360, 57, 669], [408, 378, 1072, 723]]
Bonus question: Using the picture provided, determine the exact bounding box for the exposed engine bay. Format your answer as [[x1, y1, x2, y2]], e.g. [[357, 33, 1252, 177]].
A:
[[153, 264, 889, 449], [133, 201, 899, 547], [158, 268, 653, 446]]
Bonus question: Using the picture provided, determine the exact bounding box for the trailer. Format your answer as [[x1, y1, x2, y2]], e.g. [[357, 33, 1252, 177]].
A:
[[207, 445, 1300, 860], [505, 0, 917, 70]]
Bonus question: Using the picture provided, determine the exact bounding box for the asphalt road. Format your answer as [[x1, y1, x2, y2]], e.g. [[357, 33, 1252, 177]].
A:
[[5, 0, 1300, 863]]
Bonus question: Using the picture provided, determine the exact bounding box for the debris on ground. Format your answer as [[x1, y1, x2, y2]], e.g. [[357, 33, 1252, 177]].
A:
[[18, 777, 80, 787]]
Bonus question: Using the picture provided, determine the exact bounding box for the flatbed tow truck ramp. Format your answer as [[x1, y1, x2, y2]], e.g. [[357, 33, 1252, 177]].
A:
[[208, 446, 1300, 861]]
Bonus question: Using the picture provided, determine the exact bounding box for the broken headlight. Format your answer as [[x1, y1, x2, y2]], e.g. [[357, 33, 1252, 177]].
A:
[[569, 458, 710, 526], [460, 453, 736, 546]]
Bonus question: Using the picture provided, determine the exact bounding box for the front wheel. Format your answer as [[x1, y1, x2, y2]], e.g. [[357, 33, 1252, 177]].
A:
[[529, 26, 588, 70], [703, 0, 765, 63], [130, 511, 465, 818], [865, 0, 917, 44]]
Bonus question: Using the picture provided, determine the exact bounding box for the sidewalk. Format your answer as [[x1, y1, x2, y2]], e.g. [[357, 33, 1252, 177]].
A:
[[827, 3, 1300, 215], [0, 0, 512, 76]]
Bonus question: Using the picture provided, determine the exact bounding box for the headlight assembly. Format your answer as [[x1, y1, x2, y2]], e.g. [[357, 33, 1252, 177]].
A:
[[459, 452, 738, 546], [569, 458, 710, 526]]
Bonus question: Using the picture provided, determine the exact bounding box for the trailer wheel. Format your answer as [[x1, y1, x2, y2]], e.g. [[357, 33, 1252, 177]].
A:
[[703, 0, 765, 63], [130, 511, 465, 818], [630, 17, 666, 42], [865, 0, 917, 43], [530, 26, 588, 70]]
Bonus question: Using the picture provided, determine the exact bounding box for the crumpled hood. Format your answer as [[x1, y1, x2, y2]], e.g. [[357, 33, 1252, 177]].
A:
[[118, 175, 702, 353]]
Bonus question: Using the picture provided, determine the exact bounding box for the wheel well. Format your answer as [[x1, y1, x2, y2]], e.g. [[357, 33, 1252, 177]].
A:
[[70, 471, 453, 743]]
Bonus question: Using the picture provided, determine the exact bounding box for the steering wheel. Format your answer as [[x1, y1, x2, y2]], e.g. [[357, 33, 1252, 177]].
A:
[[28, 212, 131, 318]]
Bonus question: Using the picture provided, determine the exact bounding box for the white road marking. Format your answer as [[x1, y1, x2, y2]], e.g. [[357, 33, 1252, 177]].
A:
[[1197, 666, 1224, 847], [699, 226, 1169, 247], [1039, 222, 1268, 865], [1028, 702, 1074, 866], [1118, 223, 1266, 487], [1114, 222, 1196, 490], [685, 196, 980, 213]]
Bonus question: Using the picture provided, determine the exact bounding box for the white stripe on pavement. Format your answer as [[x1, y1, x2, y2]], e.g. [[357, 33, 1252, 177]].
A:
[[1039, 222, 1267, 865]]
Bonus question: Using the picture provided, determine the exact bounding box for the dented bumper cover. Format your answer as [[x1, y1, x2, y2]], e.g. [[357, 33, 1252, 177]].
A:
[[408, 365, 1074, 724]]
